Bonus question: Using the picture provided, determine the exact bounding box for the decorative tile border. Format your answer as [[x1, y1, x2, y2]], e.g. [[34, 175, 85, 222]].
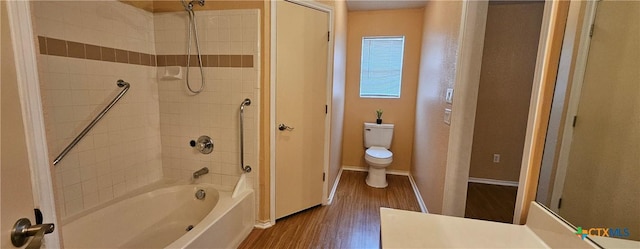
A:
[[37, 36, 253, 68]]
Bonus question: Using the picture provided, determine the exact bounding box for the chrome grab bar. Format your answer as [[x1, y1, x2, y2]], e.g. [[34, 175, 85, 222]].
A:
[[53, 80, 130, 166], [239, 98, 252, 173]]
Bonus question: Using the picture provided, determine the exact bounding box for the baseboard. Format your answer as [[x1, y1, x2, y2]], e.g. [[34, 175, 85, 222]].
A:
[[342, 165, 410, 176], [387, 169, 410, 176], [342, 165, 368, 172], [468, 177, 519, 187], [408, 174, 429, 213], [327, 168, 343, 205], [254, 220, 273, 229]]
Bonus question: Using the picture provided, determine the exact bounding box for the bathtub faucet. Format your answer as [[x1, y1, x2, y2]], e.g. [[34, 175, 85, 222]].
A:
[[193, 167, 209, 179]]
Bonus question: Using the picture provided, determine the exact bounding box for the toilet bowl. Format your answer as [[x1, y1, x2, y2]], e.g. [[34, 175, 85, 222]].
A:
[[365, 146, 393, 188]]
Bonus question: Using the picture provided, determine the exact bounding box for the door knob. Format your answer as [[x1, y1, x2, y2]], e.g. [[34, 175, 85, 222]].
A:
[[278, 124, 294, 131], [11, 218, 54, 248]]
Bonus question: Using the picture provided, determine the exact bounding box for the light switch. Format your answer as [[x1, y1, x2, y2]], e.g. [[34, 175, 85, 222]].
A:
[[444, 108, 452, 125], [445, 88, 454, 104]]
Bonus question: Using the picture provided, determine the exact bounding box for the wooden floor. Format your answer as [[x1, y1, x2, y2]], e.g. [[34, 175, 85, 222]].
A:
[[238, 171, 421, 249], [464, 182, 518, 223]]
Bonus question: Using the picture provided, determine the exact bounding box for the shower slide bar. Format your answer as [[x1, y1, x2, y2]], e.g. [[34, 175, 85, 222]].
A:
[[239, 98, 252, 173], [53, 80, 130, 166]]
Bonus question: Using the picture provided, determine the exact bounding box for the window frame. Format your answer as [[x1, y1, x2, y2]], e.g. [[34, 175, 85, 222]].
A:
[[358, 36, 406, 99]]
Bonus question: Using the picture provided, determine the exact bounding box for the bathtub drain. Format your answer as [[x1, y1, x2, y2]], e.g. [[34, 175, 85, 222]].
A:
[[186, 225, 194, 231], [195, 189, 206, 200]]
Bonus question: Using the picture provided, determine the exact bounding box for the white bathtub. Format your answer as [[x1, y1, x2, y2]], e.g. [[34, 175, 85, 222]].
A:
[[62, 182, 255, 249]]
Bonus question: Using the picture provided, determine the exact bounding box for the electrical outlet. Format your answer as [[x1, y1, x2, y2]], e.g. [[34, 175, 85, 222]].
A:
[[493, 154, 500, 163]]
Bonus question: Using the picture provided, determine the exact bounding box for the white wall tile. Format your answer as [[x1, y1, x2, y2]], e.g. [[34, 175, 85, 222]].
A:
[[33, 1, 163, 219], [156, 10, 259, 189]]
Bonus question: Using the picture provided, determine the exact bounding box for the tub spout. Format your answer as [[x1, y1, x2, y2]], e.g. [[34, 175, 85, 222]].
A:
[[193, 167, 209, 179]]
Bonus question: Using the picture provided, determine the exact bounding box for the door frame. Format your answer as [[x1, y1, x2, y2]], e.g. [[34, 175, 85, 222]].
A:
[[548, 1, 598, 213], [6, 1, 61, 247], [513, 0, 570, 224], [269, 0, 334, 226]]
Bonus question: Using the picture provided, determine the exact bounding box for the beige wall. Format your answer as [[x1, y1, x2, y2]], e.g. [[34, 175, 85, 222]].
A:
[[468, 2, 544, 182], [411, 1, 463, 214], [342, 9, 423, 172], [326, 0, 348, 193], [258, 1, 271, 222], [121, 1, 264, 13]]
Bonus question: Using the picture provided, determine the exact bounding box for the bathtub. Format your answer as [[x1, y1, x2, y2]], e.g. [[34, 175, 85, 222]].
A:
[[62, 182, 255, 248]]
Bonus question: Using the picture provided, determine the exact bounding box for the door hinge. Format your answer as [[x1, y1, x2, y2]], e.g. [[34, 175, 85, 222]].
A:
[[558, 198, 563, 209], [323, 172, 326, 181], [325, 105, 328, 114], [589, 23, 595, 38], [572, 116, 577, 127], [327, 31, 330, 42], [34, 209, 43, 225]]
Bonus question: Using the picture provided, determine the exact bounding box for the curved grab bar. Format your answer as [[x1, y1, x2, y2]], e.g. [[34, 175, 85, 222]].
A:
[[53, 80, 130, 166], [239, 98, 252, 173]]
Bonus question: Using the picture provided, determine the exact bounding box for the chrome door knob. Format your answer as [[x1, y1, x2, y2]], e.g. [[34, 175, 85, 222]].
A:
[[11, 218, 54, 248], [278, 124, 294, 131]]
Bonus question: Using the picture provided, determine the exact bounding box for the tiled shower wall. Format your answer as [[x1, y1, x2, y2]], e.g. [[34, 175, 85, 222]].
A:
[[32, 1, 162, 218], [154, 10, 260, 190], [32, 1, 259, 219]]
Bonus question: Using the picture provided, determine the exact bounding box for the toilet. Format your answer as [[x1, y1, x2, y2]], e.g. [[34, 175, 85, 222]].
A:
[[363, 122, 394, 188]]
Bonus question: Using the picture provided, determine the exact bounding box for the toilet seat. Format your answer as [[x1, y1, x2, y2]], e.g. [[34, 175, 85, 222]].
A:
[[365, 147, 393, 166], [365, 146, 393, 159]]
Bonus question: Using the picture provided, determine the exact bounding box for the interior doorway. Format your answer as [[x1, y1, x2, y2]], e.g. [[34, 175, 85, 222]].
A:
[[464, 1, 545, 223]]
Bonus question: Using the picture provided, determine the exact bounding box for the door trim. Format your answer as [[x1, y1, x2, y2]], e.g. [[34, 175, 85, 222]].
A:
[[548, 1, 598, 213], [270, 0, 334, 225], [513, 0, 565, 224], [6, 1, 61, 247]]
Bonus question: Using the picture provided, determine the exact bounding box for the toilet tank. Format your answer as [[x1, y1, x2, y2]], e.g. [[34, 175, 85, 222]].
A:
[[364, 123, 394, 149]]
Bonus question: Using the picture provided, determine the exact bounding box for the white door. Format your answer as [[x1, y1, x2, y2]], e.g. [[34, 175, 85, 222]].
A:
[[557, 0, 639, 236], [1, 2, 60, 248], [275, 1, 329, 219]]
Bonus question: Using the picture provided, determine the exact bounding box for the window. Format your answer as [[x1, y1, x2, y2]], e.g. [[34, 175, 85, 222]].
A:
[[359, 36, 405, 98]]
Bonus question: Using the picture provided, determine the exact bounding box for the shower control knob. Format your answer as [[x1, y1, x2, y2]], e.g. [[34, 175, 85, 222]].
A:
[[195, 135, 214, 154]]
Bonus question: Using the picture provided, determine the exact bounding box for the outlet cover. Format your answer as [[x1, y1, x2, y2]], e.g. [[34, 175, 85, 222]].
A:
[[493, 154, 500, 163], [444, 108, 452, 125], [445, 88, 454, 104]]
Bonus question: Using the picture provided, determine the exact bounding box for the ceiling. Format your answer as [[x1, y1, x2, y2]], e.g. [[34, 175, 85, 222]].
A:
[[346, 0, 429, 11]]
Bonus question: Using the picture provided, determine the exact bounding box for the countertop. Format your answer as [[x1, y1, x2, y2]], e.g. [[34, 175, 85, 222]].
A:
[[380, 208, 549, 248]]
